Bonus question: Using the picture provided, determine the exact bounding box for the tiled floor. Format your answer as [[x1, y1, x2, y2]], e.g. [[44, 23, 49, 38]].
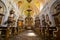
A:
[[9, 30, 42, 40]]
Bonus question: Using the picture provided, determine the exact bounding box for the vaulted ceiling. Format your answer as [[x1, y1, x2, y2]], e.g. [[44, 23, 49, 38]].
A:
[[12, 0, 50, 17]]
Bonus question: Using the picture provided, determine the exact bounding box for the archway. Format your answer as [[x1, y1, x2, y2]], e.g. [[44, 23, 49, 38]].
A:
[[0, 0, 7, 26], [0, 0, 7, 25], [0, 0, 7, 39], [50, 0, 60, 27], [50, 0, 60, 40]]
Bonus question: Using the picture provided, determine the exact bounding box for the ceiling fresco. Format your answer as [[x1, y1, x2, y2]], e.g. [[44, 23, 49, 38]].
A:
[[12, 0, 50, 17]]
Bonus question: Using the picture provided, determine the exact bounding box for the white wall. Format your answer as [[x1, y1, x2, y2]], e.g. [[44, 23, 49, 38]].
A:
[[1, 0, 19, 27], [39, 0, 57, 27]]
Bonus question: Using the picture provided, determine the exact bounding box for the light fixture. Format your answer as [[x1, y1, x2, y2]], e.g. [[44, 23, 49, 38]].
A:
[[26, 9, 32, 16]]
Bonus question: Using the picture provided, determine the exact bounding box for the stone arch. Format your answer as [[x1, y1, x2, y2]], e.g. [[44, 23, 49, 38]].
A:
[[50, 0, 60, 39], [50, 0, 60, 26], [50, 0, 60, 15], [0, 0, 7, 25], [0, 0, 7, 14]]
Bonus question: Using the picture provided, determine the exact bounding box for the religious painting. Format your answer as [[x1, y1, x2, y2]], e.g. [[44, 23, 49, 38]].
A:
[[17, 20, 23, 27]]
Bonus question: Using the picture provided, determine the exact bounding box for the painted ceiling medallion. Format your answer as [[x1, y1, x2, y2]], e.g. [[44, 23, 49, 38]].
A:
[[27, 0, 32, 3]]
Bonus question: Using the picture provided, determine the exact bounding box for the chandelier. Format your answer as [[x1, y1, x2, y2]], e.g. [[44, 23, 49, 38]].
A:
[[27, 0, 32, 3]]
